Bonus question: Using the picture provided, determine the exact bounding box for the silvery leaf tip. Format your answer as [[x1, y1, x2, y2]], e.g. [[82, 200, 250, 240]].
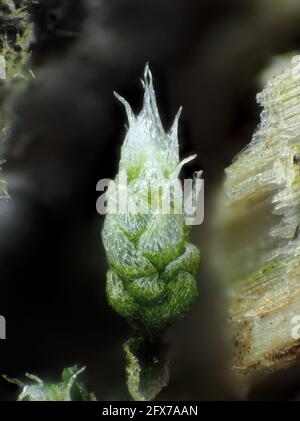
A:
[[114, 64, 195, 182]]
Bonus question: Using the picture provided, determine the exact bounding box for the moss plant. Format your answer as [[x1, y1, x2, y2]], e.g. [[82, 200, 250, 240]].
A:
[[101, 65, 200, 400]]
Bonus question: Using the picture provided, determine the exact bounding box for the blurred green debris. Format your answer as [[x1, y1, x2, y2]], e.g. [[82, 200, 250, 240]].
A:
[[3, 365, 97, 401], [0, 0, 34, 142]]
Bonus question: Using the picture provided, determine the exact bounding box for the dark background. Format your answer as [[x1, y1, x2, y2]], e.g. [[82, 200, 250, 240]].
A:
[[1, 0, 300, 400]]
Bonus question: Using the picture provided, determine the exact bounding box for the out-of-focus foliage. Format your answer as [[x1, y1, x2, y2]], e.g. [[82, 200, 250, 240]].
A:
[[0, 0, 33, 193], [0, 0, 33, 138]]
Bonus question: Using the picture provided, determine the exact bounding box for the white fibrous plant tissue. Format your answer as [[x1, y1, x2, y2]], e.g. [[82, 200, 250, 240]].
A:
[[212, 55, 300, 373]]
